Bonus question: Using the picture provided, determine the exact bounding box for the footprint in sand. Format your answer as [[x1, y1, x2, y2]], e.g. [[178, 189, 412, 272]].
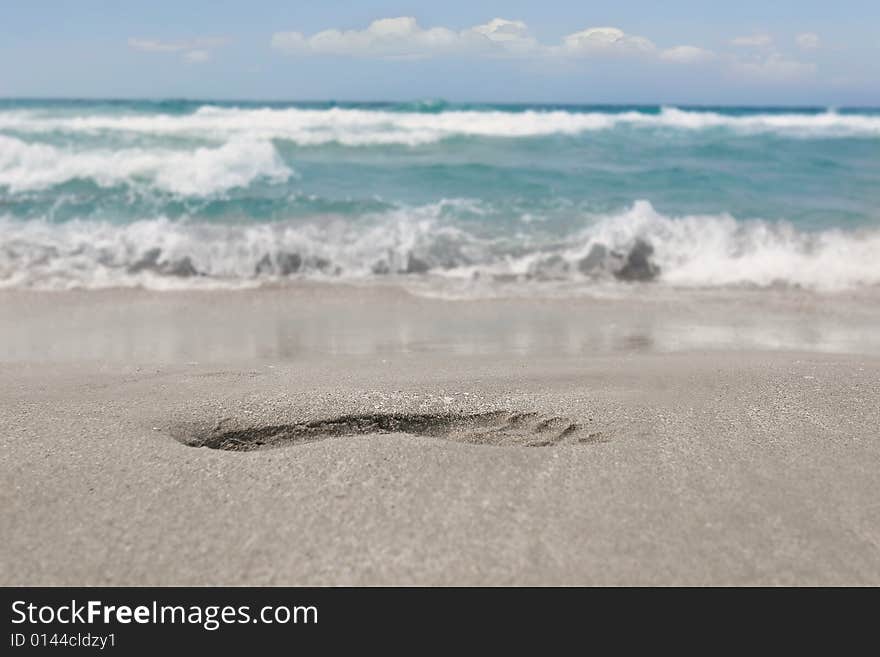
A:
[[181, 411, 607, 451]]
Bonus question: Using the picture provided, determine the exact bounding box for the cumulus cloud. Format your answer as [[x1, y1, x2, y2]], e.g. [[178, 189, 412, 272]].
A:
[[796, 32, 821, 50], [660, 45, 716, 64], [272, 17, 716, 68], [463, 18, 538, 54], [266, 17, 829, 86], [271, 17, 543, 59], [128, 37, 229, 64], [559, 27, 655, 55], [275, 17, 445, 59], [265, 16, 824, 85], [730, 33, 773, 48], [275, 17, 456, 59]]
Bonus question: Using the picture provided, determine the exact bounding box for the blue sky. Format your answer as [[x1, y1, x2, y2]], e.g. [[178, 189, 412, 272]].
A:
[[1, 1, 878, 105]]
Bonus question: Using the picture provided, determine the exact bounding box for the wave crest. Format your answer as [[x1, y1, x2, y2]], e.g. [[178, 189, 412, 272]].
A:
[[2, 201, 879, 292], [1, 106, 877, 147], [0, 135, 292, 194]]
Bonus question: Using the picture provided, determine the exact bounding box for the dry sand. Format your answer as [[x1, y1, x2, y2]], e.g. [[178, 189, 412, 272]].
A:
[[1, 285, 879, 585]]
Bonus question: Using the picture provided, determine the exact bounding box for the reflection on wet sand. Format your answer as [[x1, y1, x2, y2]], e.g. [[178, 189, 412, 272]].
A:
[[2, 285, 879, 363]]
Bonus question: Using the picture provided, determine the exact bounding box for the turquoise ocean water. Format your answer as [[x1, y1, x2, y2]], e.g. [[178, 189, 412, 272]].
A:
[[1, 99, 878, 292]]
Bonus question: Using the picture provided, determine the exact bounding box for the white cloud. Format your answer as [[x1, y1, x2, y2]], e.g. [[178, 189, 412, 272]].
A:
[[128, 37, 229, 64], [271, 17, 542, 59], [660, 45, 716, 64], [467, 18, 527, 43], [560, 27, 655, 55], [796, 32, 821, 50], [463, 18, 538, 54], [272, 17, 459, 59], [272, 17, 715, 67], [730, 33, 773, 48]]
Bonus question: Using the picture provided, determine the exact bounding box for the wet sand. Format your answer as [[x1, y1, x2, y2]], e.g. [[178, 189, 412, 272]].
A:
[[1, 285, 879, 585]]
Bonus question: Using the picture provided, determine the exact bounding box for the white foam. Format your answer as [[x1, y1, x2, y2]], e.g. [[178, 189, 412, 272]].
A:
[[0, 204, 471, 289], [0, 134, 292, 194], [0, 106, 877, 146], [571, 200, 880, 290], [2, 201, 879, 292], [649, 107, 880, 136]]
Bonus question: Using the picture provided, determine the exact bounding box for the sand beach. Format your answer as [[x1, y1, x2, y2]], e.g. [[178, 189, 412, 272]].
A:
[[2, 285, 878, 585]]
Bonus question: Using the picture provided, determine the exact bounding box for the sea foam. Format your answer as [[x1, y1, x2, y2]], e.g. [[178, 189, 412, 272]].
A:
[[0, 134, 292, 194], [2, 201, 879, 293], [1, 106, 878, 147]]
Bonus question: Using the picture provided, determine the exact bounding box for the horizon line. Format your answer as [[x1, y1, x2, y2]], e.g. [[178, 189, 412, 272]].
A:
[[1, 96, 878, 110]]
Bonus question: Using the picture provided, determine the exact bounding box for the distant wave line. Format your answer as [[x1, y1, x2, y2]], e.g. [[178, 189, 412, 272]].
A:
[[1, 106, 878, 147]]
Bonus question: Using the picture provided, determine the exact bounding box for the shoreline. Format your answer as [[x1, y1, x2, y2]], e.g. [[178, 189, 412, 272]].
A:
[[3, 283, 880, 362]]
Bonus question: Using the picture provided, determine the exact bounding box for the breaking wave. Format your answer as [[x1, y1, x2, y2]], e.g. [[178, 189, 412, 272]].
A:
[[1, 106, 878, 146], [2, 201, 879, 293], [0, 134, 292, 194]]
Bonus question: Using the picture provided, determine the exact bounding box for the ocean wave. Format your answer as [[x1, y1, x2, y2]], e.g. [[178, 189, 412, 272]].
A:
[[577, 201, 880, 289], [0, 106, 878, 146], [0, 134, 292, 194], [2, 201, 879, 292]]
